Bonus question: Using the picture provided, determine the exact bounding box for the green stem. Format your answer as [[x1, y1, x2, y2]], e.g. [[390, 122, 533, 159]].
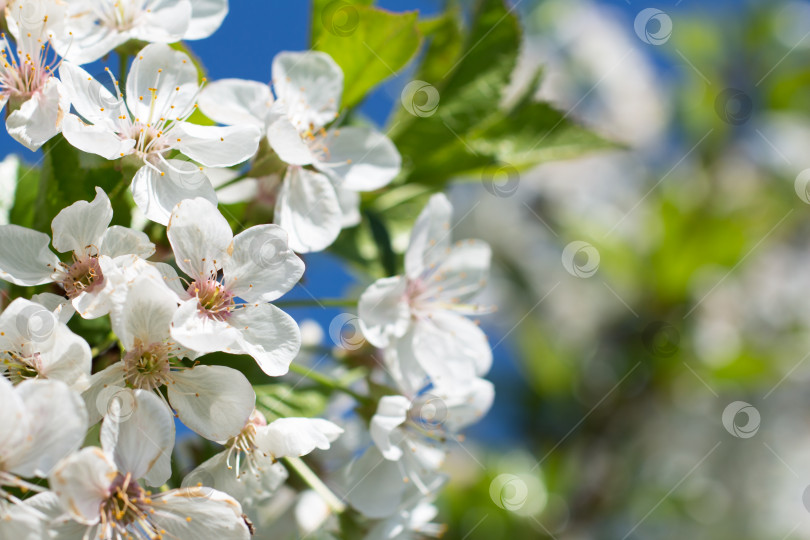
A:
[[283, 456, 346, 514], [118, 52, 129, 85], [107, 172, 131, 201], [287, 362, 367, 403], [275, 298, 358, 308]]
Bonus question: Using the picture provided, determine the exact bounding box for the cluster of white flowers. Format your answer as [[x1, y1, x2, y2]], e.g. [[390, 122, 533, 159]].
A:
[[0, 1, 496, 538]]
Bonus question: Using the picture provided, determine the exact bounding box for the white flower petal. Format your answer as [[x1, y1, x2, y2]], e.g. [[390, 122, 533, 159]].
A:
[[272, 51, 342, 129], [274, 166, 343, 253], [184, 0, 229, 40], [0, 225, 59, 286], [198, 79, 274, 129], [150, 487, 250, 539], [171, 121, 261, 167], [49, 446, 116, 524], [132, 160, 218, 227], [58, 61, 123, 126], [228, 302, 300, 376], [61, 114, 136, 160], [404, 194, 453, 281], [0, 154, 19, 226], [435, 377, 495, 433], [224, 223, 304, 302], [385, 330, 429, 397], [131, 0, 192, 43], [170, 297, 242, 354], [9, 379, 88, 478], [114, 277, 177, 349], [82, 362, 126, 426], [167, 196, 232, 279], [411, 313, 491, 386], [51, 187, 112, 255], [169, 365, 255, 442], [6, 77, 67, 151], [314, 126, 401, 191], [370, 396, 410, 461], [344, 447, 406, 519], [39, 323, 92, 392], [256, 417, 343, 459], [427, 240, 491, 308], [267, 118, 314, 165], [358, 276, 410, 348], [0, 497, 52, 540], [126, 43, 198, 120], [336, 186, 361, 228], [0, 377, 29, 468], [99, 225, 155, 259], [100, 389, 174, 481]]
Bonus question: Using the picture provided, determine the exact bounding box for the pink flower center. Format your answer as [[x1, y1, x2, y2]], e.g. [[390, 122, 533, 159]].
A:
[[188, 279, 235, 320], [60, 254, 104, 299]]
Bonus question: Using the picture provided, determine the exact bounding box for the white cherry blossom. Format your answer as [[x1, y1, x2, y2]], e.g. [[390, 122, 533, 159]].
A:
[[0, 377, 87, 496], [86, 276, 256, 442], [0, 0, 70, 150], [0, 187, 155, 318], [166, 197, 305, 376], [0, 297, 91, 390], [59, 43, 261, 225], [365, 492, 446, 540], [184, 409, 343, 505], [359, 194, 494, 393], [51, 0, 229, 65], [49, 389, 252, 540], [198, 50, 401, 252]]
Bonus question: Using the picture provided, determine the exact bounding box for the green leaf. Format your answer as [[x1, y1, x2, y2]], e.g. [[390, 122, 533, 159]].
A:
[[315, 6, 421, 108], [33, 137, 131, 234], [254, 384, 329, 420], [311, 0, 373, 45], [9, 162, 40, 229], [469, 102, 615, 170], [387, 0, 613, 189], [390, 0, 521, 184]]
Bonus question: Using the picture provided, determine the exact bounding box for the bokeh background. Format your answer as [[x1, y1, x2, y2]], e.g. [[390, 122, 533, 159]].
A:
[[5, 0, 810, 538]]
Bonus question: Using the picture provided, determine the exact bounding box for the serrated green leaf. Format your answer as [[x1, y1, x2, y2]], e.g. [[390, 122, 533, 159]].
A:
[[315, 6, 421, 108], [469, 102, 616, 170], [387, 0, 613, 188]]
